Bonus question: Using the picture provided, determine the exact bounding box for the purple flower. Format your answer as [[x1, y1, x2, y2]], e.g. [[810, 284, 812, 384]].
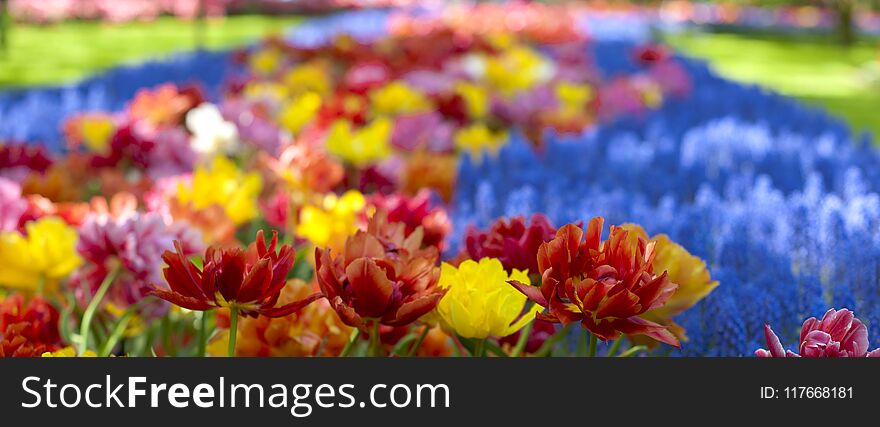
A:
[[391, 112, 454, 153], [146, 127, 196, 179], [756, 309, 880, 358]]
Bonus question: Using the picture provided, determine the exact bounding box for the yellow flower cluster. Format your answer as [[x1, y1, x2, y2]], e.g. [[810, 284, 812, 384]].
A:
[[296, 190, 366, 253], [369, 81, 431, 117], [0, 217, 82, 294], [453, 123, 509, 160], [279, 92, 322, 135], [42, 347, 97, 357], [176, 156, 263, 225], [325, 118, 393, 166]]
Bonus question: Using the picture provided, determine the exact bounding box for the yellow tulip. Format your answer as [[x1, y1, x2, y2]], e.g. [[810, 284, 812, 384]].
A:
[[555, 81, 594, 113], [369, 81, 431, 117], [243, 81, 289, 104], [454, 82, 489, 120], [640, 82, 664, 109], [279, 92, 322, 135], [284, 62, 331, 95], [453, 123, 508, 161], [0, 217, 82, 294], [296, 190, 366, 253], [177, 156, 262, 225], [435, 258, 540, 339], [81, 115, 116, 155], [249, 47, 283, 75], [621, 224, 719, 323], [484, 45, 554, 96], [325, 118, 392, 166]]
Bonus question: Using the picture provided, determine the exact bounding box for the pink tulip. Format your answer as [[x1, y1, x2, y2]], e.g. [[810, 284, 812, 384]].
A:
[[756, 309, 880, 358]]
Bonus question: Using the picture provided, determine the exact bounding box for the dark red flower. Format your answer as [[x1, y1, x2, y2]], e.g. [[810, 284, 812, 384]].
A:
[[151, 230, 322, 318], [756, 309, 880, 358], [457, 214, 558, 274], [0, 143, 53, 173], [315, 213, 445, 329], [89, 124, 156, 169], [633, 44, 671, 65], [509, 218, 680, 347]]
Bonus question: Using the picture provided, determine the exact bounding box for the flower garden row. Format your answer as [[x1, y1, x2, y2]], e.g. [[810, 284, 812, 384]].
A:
[[1, 4, 878, 357], [7, 0, 420, 24]]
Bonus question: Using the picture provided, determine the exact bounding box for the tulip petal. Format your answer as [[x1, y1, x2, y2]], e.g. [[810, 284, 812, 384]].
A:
[[595, 288, 640, 320], [149, 287, 213, 311], [763, 324, 786, 357], [346, 257, 395, 318], [260, 292, 324, 318], [508, 280, 548, 307], [503, 303, 544, 337], [161, 248, 204, 299], [238, 257, 273, 303], [613, 316, 680, 347], [330, 296, 364, 328], [385, 292, 444, 326], [216, 249, 247, 302]]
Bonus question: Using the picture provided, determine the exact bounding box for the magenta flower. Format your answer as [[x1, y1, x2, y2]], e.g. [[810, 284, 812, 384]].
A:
[[756, 309, 880, 358], [457, 214, 558, 274], [72, 212, 203, 317]]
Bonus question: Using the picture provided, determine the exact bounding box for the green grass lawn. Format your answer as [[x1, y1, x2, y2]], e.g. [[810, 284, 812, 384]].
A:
[[0, 15, 300, 88], [663, 31, 880, 140]]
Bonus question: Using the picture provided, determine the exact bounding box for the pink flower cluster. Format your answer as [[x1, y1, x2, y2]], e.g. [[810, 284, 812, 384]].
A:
[[9, 0, 228, 24], [756, 309, 880, 358]]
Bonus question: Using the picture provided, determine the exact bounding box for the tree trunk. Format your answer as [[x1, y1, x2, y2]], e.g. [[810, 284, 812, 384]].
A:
[[836, 0, 855, 46]]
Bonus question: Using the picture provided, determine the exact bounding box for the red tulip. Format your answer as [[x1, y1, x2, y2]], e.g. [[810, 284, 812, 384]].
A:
[[151, 230, 322, 318], [509, 217, 680, 346], [0, 294, 61, 347], [756, 309, 880, 358], [0, 322, 53, 357], [315, 212, 445, 329]]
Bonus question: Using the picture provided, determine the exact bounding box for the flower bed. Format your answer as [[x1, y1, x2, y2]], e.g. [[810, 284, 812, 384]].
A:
[[1, 5, 878, 358]]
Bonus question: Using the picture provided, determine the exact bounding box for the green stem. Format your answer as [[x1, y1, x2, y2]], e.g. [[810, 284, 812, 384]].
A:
[[587, 333, 597, 358], [338, 328, 360, 357], [618, 345, 648, 358], [606, 337, 623, 357], [36, 275, 46, 295], [367, 321, 385, 357], [576, 328, 587, 356], [98, 307, 137, 357], [227, 310, 239, 358], [533, 324, 572, 357], [407, 325, 430, 357], [315, 335, 328, 357], [368, 320, 385, 357], [196, 311, 209, 357], [510, 319, 534, 357], [472, 338, 486, 357], [78, 266, 121, 355]]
